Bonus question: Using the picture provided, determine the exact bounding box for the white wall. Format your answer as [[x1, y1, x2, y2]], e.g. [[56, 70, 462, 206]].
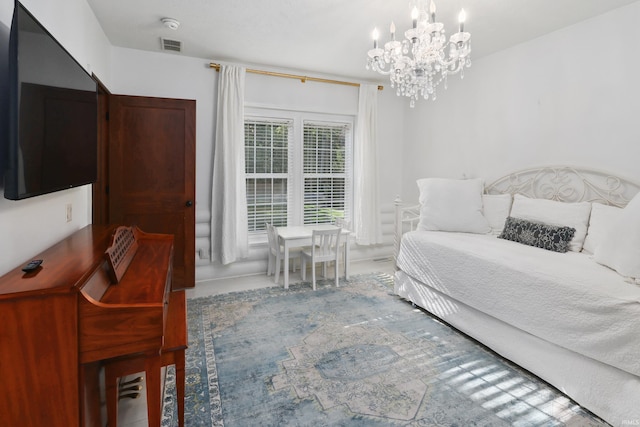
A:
[[108, 50, 404, 282], [0, 0, 111, 276], [401, 2, 640, 203], [4, 0, 635, 281], [109, 48, 217, 215]]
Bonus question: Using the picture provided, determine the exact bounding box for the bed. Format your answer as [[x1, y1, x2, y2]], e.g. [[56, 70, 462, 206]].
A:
[[393, 166, 640, 426]]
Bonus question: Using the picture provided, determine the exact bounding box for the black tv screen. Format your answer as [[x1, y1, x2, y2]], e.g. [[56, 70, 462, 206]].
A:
[[3, 1, 97, 200]]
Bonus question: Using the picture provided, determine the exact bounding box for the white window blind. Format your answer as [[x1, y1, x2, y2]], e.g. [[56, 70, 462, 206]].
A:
[[244, 110, 353, 235], [245, 119, 292, 232], [303, 122, 350, 225]]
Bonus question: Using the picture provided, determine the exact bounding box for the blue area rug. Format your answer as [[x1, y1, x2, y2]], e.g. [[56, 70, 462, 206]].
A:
[[162, 273, 606, 426]]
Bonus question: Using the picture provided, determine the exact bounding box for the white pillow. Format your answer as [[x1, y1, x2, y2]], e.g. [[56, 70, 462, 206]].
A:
[[417, 178, 490, 234], [510, 194, 592, 252], [594, 193, 640, 281], [582, 203, 622, 254], [482, 194, 512, 235]]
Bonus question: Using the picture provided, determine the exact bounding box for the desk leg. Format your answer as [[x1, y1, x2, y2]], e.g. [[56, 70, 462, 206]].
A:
[[283, 242, 289, 290], [176, 350, 186, 427], [344, 239, 350, 280]]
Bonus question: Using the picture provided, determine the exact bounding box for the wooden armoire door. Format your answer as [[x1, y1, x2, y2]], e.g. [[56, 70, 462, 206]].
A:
[[108, 95, 195, 289]]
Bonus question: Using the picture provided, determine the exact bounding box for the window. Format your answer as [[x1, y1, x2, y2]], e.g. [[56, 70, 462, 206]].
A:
[[244, 110, 353, 234], [245, 119, 292, 232], [303, 122, 348, 225]]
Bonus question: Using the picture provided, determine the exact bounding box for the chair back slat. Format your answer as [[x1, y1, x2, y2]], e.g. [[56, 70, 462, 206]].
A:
[[265, 223, 278, 255], [300, 226, 343, 290], [311, 228, 341, 262]]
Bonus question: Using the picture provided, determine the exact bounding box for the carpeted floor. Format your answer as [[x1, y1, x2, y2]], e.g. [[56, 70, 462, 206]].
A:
[[161, 273, 607, 426]]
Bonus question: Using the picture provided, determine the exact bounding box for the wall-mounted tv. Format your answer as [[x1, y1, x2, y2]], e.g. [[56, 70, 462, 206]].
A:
[[3, 1, 98, 200]]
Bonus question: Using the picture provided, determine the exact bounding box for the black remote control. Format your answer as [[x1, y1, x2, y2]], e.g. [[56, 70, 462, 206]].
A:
[[22, 259, 43, 272]]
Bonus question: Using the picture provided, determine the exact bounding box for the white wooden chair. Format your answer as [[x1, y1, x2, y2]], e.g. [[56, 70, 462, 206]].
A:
[[334, 217, 351, 230], [300, 228, 342, 290], [266, 223, 301, 284]]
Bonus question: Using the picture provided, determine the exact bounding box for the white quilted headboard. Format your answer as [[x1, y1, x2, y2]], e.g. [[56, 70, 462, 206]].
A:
[[485, 166, 640, 208]]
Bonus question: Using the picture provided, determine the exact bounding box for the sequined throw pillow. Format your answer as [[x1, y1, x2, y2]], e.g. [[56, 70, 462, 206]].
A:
[[498, 216, 576, 253]]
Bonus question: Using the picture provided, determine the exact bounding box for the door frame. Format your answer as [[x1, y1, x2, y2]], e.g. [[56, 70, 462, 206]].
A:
[[92, 75, 110, 225]]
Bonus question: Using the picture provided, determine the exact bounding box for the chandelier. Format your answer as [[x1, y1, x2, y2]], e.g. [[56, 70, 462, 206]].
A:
[[366, 0, 471, 107]]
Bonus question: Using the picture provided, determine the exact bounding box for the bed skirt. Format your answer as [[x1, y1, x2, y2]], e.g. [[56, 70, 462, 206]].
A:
[[394, 269, 640, 427]]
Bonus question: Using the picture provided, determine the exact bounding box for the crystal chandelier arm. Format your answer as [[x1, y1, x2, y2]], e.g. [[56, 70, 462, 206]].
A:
[[371, 65, 393, 76], [443, 59, 464, 75], [367, 49, 394, 75]]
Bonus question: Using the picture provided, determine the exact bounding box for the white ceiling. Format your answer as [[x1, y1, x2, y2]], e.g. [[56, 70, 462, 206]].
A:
[[86, 0, 639, 83]]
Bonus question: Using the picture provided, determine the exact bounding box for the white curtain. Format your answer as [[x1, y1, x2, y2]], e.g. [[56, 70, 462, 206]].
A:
[[210, 65, 249, 264], [353, 84, 383, 245]]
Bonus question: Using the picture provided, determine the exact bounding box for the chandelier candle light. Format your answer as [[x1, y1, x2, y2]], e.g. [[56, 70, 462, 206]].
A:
[[367, 0, 471, 107]]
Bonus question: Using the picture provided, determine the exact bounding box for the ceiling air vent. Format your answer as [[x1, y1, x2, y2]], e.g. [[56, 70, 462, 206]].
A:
[[161, 38, 182, 52]]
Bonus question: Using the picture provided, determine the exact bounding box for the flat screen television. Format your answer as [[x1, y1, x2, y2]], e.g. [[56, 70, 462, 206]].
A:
[[3, 1, 98, 200]]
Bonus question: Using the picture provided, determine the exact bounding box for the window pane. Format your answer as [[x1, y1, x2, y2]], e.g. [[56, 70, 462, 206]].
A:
[[273, 125, 288, 148], [255, 147, 270, 173], [246, 178, 288, 232], [272, 148, 287, 174], [245, 119, 291, 233], [303, 124, 346, 175], [245, 145, 255, 174], [304, 176, 345, 224], [245, 121, 290, 174]]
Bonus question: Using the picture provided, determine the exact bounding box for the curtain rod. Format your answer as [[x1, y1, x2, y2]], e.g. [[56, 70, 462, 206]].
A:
[[209, 63, 383, 91]]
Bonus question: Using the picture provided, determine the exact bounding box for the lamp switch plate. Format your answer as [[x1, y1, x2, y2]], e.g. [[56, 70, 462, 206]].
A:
[[66, 204, 72, 222]]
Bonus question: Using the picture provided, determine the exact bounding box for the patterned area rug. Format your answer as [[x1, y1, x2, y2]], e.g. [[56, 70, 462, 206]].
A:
[[162, 273, 607, 426]]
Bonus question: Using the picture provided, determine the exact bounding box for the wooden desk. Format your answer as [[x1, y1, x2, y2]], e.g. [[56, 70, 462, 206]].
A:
[[277, 224, 351, 289]]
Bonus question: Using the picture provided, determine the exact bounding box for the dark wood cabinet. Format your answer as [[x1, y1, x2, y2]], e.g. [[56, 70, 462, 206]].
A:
[[0, 290, 79, 426]]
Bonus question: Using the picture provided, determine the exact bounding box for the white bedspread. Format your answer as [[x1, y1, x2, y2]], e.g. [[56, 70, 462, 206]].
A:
[[396, 230, 640, 377]]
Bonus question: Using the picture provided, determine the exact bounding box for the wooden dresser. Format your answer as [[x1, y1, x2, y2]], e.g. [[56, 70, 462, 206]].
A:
[[0, 225, 186, 427]]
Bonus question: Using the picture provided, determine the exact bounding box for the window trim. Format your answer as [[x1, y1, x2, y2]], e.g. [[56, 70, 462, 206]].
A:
[[245, 107, 354, 244]]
